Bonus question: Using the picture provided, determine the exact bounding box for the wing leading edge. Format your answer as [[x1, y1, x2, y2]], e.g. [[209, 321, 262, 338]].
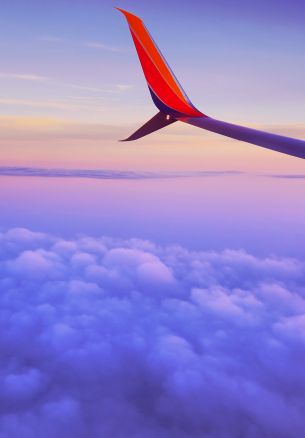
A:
[[117, 7, 305, 159]]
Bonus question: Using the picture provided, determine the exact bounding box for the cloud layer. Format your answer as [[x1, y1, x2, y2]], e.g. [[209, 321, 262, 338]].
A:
[[0, 167, 241, 180], [0, 228, 305, 437]]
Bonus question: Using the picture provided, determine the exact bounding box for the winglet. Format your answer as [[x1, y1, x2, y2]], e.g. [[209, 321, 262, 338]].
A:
[[120, 112, 176, 141], [116, 7, 204, 120]]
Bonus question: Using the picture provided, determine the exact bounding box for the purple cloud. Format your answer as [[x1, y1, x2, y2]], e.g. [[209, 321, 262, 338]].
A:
[[0, 167, 242, 180], [0, 228, 305, 437]]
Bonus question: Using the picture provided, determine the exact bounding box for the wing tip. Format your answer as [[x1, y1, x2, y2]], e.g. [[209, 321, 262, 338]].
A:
[[114, 7, 126, 14], [115, 7, 142, 22]]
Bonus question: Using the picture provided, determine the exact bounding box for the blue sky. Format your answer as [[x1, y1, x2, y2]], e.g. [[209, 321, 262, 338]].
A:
[[1, 0, 304, 124]]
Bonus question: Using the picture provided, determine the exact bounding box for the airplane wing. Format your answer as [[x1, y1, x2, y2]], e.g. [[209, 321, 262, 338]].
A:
[[117, 8, 305, 160]]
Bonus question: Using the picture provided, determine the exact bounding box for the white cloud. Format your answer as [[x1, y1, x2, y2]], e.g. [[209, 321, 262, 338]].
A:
[[116, 83, 134, 91], [0, 98, 110, 112], [0, 73, 49, 81], [84, 42, 128, 53], [0, 72, 133, 96], [0, 228, 305, 437]]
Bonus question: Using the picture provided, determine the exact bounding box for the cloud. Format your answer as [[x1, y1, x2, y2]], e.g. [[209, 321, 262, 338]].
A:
[[269, 174, 305, 179], [0, 167, 242, 180], [83, 42, 128, 53], [0, 72, 132, 95], [0, 228, 305, 437], [37, 36, 128, 52], [0, 73, 49, 81], [115, 84, 134, 92], [0, 97, 117, 113], [0, 98, 92, 111], [55, 82, 133, 94]]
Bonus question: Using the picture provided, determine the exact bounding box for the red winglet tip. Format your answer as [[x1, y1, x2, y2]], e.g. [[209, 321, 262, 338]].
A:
[[115, 8, 141, 21]]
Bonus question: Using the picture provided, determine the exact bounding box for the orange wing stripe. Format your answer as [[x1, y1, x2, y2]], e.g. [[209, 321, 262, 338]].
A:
[[117, 8, 202, 117]]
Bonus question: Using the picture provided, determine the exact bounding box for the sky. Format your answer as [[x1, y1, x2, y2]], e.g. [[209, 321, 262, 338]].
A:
[[1, 1, 305, 436], [0, 0, 305, 170]]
